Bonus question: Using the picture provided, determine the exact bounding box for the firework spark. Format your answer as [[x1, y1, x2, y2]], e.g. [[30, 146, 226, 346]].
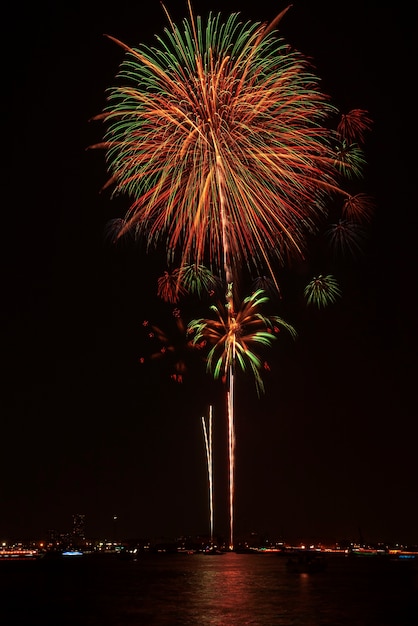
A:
[[139, 309, 202, 383]]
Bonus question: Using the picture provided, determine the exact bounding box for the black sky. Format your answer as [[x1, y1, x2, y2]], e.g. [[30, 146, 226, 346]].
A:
[[3, 1, 417, 545]]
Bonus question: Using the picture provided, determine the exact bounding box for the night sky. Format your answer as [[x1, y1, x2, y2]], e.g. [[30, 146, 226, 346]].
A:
[[3, 1, 417, 546]]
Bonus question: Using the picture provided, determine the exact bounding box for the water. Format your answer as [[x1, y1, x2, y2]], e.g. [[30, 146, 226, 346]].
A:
[[0, 553, 417, 625]]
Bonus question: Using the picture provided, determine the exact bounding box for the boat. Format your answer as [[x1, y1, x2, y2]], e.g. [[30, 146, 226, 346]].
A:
[[286, 551, 328, 573], [202, 547, 224, 555], [0, 549, 39, 560]]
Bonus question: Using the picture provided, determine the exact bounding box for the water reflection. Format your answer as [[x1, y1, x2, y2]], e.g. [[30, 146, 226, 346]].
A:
[[183, 553, 325, 625], [195, 554, 260, 619], [1, 552, 416, 625], [166, 553, 417, 626]]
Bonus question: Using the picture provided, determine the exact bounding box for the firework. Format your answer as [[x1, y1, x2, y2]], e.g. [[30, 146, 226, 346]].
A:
[[342, 193, 375, 224], [92, 2, 372, 549], [188, 290, 297, 397], [336, 108, 373, 146], [90, 5, 353, 287], [201, 406, 214, 549], [304, 274, 342, 308], [324, 219, 367, 259], [333, 140, 367, 180], [139, 309, 198, 383], [157, 270, 187, 304], [189, 286, 296, 549], [178, 264, 221, 300]]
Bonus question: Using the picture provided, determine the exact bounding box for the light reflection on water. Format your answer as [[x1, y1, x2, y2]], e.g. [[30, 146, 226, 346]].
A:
[[0, 552, 417, 625]]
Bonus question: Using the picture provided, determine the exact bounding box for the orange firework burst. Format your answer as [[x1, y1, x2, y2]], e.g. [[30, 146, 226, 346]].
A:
[[90, 4, 359, 288]]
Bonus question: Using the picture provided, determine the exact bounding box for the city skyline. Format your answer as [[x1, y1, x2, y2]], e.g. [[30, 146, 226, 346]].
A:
[[3, 510, 418, 553]]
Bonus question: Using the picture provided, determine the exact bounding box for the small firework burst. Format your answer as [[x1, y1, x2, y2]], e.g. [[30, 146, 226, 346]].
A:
[[103, 218, 129, 244], [304, 274, 342, 308], [324, 219, 367, 259], [333, 140, 367, 179], [157, 270, 187, 304], [178, 265, 221, 300], [337, 109, 373, 145], [342, 193, 375, 224]]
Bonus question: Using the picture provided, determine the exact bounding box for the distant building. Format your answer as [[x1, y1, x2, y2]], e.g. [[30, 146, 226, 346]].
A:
[[72, 514, 86, 541]]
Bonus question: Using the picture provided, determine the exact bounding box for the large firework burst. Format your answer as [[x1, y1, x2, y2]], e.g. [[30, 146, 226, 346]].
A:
[[90, 3, 362, 287]]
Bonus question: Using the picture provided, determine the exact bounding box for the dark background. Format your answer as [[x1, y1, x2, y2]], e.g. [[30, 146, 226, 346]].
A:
[[3, 0, 417, 545]]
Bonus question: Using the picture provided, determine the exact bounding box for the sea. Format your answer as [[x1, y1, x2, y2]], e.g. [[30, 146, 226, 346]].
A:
[[0, 552, 417, 626]]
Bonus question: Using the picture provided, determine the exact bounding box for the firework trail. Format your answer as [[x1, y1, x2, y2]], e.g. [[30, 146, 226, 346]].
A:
[[227, 383, 235, 551], [201, 405, 214, 549]]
